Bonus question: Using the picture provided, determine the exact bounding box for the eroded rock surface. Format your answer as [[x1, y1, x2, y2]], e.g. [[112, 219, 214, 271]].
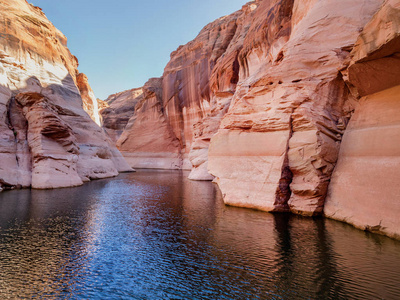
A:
[[101, 0, 399, 237], [324, 0, 400, 239], [101, 87, 144, 143], [116, 78, 184, 169], [76, 73, 102, 126], [0, 0, 131, 191], [101, 2, 265, 175], [209, 0, 383, 215]]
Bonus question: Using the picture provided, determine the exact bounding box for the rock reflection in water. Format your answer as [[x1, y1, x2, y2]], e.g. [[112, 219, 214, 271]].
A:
[[0, 170, 399, 299]]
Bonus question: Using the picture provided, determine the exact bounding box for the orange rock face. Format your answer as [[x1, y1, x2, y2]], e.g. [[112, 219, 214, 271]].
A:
[[100, 0, 398, 237], [0, 0, 131, 191], [76, 73, 102, 126], [102, 2, 264, 175], [324, 0, 400, 239], [101, 87, 144, 143], [115, 78, 184, 169], [208, 0, 385, 215]]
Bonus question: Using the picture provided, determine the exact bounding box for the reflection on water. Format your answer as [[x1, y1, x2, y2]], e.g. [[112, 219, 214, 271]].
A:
[[0, 170, 399, 299]]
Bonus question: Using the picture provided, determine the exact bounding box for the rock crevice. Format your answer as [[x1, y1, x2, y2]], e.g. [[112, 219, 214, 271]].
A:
[[0, 0, 131, 191], [100, 0, 399, 238]]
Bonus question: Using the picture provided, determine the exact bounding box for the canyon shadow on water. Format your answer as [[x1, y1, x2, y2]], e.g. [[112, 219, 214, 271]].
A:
[[0, 170, 399, 299]]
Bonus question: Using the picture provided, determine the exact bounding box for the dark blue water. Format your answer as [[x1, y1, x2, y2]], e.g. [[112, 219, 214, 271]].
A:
[[0, 170, 399, 299]]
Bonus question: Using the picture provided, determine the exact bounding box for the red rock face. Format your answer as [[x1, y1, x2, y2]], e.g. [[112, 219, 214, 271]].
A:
[[101, 0, 398, 237], [0, 0, 131, 191], [115, 78, 184, 169], [324, 0, 400, 239], [101, 87, 144, 143]]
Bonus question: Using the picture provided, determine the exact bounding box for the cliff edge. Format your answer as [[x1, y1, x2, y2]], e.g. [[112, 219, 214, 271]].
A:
[[101, 0, 399, 238], [0, 0, 132, 191]]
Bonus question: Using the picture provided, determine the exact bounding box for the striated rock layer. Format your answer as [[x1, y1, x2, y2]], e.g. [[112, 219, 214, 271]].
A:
[[324, 0, 400, 239], [102, 1, 269, 176], [102, 0, 399, 238], [116, 78, 184, 169], [0, 0, 131, 191], [101, 87, 144, 143], [209, 0, 384, 215]]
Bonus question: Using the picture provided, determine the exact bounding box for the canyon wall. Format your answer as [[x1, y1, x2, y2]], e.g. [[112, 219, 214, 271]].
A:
[[101, 87, 144, 143], [209, 0, 383, 215], [0, 0, 131, 191], [324, 0, 400, 239], [101, 0, 399, 237], [115, 78, 184, 169], [101, 2, 263, 177]]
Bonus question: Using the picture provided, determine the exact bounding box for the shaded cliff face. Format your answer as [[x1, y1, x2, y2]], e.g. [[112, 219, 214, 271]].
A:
[[0, 0, 131, 191], [324, 0, 400, 239], [100, 87, 144, 143], [115, 78, 184, 169]]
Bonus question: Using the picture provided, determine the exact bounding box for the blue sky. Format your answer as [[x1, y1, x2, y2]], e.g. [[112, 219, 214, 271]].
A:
[[30, 0, 247, 99]]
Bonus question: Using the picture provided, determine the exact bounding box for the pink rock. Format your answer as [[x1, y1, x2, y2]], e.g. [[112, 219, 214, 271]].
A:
[[210, 0, 383, 215], [100, 0, 399, 238], [324, 0, 400, 239], [116, 78, 184, 169], [0, 0, 131, 190]]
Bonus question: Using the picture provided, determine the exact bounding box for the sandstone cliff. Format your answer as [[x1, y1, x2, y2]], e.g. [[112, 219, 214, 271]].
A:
[[102, 0, 399, 238], [0, 0, 131, 191], [115, 78, 186, 169], [209, 0, 383, 215], [101, 1, 264, 177], [76, 73, 102, 126], [324, 0, 400, 239], [100, 87, 144, 143]]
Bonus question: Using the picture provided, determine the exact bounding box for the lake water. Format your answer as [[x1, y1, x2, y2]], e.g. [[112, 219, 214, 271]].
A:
[[0, 170, 399, 299]]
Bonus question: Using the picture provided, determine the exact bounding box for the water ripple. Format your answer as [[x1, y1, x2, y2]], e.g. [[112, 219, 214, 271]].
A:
[[0, 170, 399, 299]]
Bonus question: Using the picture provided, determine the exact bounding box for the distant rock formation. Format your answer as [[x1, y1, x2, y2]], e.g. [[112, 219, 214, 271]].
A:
[[76, 73, 102, 126], [115, 78, 185, 169], [0, 0, 131, 191], [101, 0, 400, 238], [100, 87, 145, 143]]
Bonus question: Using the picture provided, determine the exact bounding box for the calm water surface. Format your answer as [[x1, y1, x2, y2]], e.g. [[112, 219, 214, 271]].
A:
[[0, 170, 399, 299]]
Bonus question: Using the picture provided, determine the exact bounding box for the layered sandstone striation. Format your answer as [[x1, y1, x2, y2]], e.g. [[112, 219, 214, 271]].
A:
[[115, 78, 184, 169], [324, 0, 400, 239], [210, 0, 384, 214], [101, 87, 144, 143], [101, 1, 265, 176], [0, 0, 131, 191], [101, 0, 398, 237]]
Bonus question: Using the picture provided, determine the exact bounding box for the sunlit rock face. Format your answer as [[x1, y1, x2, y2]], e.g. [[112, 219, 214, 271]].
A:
[[115, 78, 184, 169], [102, 2, 263, 175], [76, 73, 101, 126], [162, 4, 257, 176], [208, 0, 384, 214], [101, 0, 398, 237], [324, 0, 400, 239], [0, 0, 131, 191]]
